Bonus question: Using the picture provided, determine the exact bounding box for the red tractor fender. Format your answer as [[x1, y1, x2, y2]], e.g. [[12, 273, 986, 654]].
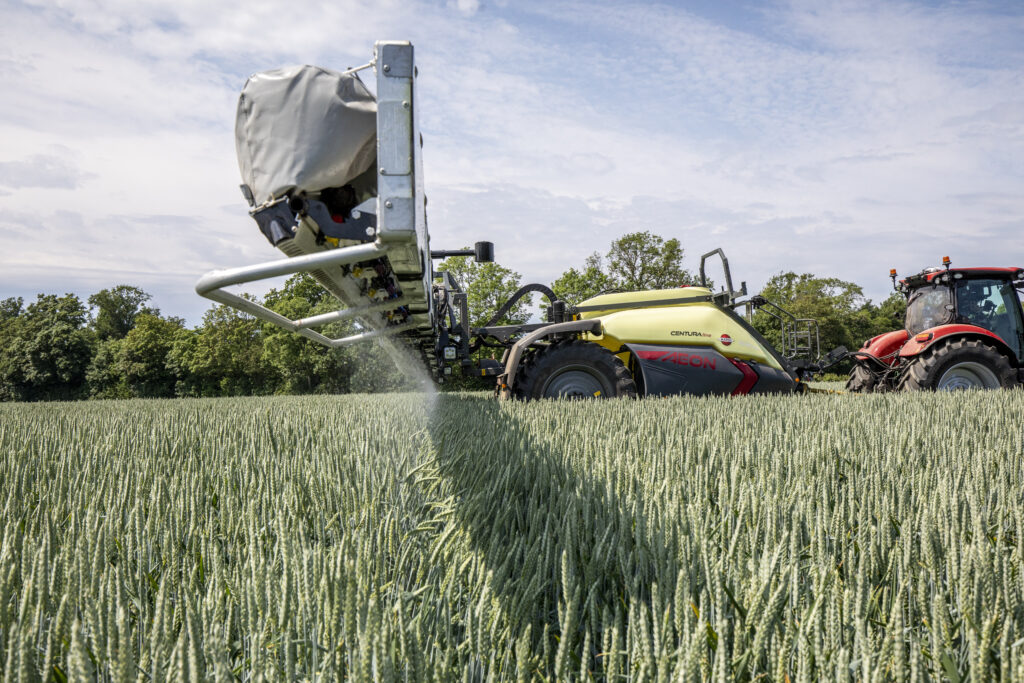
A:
[[898, 324, 1015, 360], [851, 329, 909, 367]]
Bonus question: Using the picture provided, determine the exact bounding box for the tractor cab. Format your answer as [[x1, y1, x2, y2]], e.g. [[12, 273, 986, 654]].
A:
[[900, 265, 1024, 360], [848, 259, 1024, 392]]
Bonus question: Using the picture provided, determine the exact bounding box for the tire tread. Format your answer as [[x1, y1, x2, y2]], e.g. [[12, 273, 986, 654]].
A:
[[897, 338, 1016, 391], [515, 340, 637, 400], [846, 364, 878, 393]]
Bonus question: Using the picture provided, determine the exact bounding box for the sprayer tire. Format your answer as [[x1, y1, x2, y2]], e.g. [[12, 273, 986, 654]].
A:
[[515, 340, 637, 400], [845, 363, 878, 394]]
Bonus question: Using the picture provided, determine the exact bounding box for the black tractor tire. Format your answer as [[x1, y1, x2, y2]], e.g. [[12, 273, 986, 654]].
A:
[[515, 340, 637, 400], [846, 363, 878, 393], [898, 338, 1017, 391]]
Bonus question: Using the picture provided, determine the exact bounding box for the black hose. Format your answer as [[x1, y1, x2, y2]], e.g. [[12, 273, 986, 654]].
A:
[[465, 284, 560, 353], [478, 283, 559, 329]]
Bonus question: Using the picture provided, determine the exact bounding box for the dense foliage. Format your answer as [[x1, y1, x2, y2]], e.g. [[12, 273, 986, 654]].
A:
[[752, 272, 907, 358], [0, 294, 92, 401], [1, 390, 1022, 680], [0, 277, 413, 401], [552, 233, 904, 361], [0, 232, 911, 402], [553, 232, 698, 306]]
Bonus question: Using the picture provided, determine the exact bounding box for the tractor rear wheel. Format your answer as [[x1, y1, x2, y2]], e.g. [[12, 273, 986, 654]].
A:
[[846, 363, 878, 393], [515, 340, 637, 399], [898, 338, 1016, 391]]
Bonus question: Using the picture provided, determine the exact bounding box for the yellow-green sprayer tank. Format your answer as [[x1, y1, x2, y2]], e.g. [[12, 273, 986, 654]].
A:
[[505, 286, 802, 399]]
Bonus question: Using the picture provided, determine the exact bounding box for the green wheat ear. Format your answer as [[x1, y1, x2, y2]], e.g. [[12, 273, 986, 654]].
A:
[[0, 388, 1021, 680]]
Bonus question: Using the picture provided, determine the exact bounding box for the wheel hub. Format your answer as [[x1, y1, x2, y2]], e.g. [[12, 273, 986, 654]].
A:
[[937, 361, 1000, 390], [542, 366, 608, 398]]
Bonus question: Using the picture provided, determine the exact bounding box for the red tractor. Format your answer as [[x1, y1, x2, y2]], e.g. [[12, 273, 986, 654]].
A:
[[848, 258, 1024, 392]]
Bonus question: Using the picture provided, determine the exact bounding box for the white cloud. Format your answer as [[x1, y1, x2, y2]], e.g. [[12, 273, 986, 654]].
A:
[[454, 0, 481, 15], [0, 0, 1022, 324], [0, 151, 95, 189]]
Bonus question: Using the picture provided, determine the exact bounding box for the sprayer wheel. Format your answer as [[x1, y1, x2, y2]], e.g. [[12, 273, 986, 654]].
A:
[[515, 340, 637, 400]]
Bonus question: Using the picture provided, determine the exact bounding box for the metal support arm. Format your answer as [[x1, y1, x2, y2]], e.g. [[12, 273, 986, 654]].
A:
[[195, 242, 416, 347]]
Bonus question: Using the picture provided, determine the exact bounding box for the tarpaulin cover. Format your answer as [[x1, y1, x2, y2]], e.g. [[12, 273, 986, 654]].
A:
[[235, 65, 377, 206]]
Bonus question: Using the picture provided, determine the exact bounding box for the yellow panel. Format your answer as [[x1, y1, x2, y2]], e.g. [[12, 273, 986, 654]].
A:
[[577, 288, 713, 319], [583, 302, 783, 371]]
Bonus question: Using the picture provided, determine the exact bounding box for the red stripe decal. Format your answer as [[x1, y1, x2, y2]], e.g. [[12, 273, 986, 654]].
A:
[[729, 358, 757, 395]]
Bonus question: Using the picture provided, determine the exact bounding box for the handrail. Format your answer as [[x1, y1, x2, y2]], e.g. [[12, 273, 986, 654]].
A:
[[699, 248, 746, 305]]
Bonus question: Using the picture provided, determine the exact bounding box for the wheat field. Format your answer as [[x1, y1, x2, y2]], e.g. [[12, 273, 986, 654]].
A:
[[1, 390, 1022, 681]]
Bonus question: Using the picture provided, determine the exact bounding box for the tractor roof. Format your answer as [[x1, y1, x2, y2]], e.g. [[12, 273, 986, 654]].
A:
[[901, 266, 1023, 288]]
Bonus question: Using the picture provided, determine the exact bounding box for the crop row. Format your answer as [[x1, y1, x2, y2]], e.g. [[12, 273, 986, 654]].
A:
[[1, 389, 1022, 681]]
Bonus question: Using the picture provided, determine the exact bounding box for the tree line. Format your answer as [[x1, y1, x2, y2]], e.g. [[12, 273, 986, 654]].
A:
[[0, 231, 906, 402], [0, 279, 412, 402], [449, 230, 906, 360]]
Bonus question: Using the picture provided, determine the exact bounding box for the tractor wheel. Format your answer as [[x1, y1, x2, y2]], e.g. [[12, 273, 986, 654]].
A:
[[845, 363, 878, 393], [898, 338, 1016, 391], [515, 340, 637, 399]]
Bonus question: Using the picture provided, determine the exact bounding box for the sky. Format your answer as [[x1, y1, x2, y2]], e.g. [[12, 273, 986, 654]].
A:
[[1, 0, 1022, 325]]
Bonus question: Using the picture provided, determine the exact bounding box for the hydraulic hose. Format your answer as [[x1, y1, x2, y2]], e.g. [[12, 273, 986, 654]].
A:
[[478, 283, 559, 329], [468, 283, 561, 352]]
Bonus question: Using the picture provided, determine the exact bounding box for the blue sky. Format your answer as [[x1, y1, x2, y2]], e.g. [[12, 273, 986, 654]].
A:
[[1, 0, 1022, 325]]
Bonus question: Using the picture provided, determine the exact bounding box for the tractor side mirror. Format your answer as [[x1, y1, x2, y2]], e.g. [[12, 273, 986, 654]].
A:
[[431, 242, 495, 262], [474, 241, 494, 263]]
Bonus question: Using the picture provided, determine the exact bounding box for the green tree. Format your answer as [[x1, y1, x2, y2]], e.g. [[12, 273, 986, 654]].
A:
[[261, 274, 356, 394], [0, 296, 22, 322], [88, 285, 157, 340], [117, 314, 186, 397], [85, 338, 129, 399], [864, 291, 907, 339], [606, 231, 694, 290], [164, 327, 203, 397], [752, 273, 906, 359], [0, 298, 24, 400], [263, 273, 331, 309], [167, 301, 275, 397], [553, 232, 698, 305], [551, 253, 615, 306], [0, 293, 92, 401], [436, 253, 534, 327]]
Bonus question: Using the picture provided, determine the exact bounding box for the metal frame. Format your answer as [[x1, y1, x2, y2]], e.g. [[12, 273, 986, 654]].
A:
[[195, 41, 429, 352], [699, 248, 747, 306], [195, 242, 416, 347], [744, 298, 821, 361], [698, 248, 820, 362], [374, 41, 433, 324], [434, 270, 472, 366]]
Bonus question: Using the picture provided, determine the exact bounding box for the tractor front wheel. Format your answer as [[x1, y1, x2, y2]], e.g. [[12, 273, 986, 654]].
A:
[[846, 363, 878, 393], [898, 338, 1016, 391], [515, 340, 637, 399]]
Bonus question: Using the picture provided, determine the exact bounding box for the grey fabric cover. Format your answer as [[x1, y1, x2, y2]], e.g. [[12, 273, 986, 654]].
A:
[[235, 65, 377, 206]]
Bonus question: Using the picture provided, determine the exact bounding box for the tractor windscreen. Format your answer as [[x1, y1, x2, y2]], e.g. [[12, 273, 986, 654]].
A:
[[905, 285, 952, 334], [955, 279, 1024, 358]]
